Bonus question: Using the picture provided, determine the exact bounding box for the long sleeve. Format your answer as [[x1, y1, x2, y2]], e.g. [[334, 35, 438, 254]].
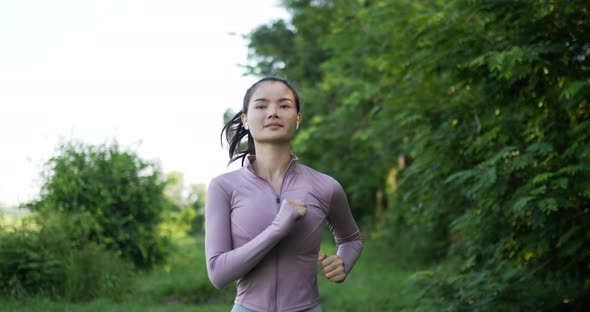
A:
[[204, 178, 300, 289], [326, 179, 363, 278]]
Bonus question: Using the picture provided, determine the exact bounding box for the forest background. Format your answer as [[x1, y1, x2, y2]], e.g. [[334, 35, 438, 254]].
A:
[[1, 0, 589, 311]]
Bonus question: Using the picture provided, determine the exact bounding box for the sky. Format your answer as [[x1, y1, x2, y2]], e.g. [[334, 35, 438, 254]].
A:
[[0, 0, 289, 207]]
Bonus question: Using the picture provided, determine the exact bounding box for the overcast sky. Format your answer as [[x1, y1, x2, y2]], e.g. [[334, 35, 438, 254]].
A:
[[0, 0, 289, 207]]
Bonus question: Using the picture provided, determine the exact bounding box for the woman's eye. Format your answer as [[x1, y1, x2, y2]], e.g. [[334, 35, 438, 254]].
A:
[[280, 104, 290, 109], [256, 105, 266, 109]]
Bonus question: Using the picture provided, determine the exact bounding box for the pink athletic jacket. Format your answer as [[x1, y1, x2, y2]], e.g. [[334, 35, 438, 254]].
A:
[[205, 155, 363, 312]]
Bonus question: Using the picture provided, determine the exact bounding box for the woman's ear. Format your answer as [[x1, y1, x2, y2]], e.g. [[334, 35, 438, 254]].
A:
[[241, 113, 248, 130]]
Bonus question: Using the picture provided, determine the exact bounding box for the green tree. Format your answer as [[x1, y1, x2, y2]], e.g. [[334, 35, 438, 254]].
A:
[[245, 0, 590, 309], [401, 0, 590, 309], [245, 0, 389, 221]]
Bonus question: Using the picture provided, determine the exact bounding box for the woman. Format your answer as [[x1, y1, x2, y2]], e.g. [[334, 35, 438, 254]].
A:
[[205, 76, 363, 312]]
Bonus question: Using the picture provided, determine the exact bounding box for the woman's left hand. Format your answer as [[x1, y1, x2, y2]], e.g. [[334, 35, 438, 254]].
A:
[[318, 253, 345, 283]]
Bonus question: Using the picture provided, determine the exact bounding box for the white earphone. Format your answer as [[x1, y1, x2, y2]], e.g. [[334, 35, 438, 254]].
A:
[[296, 121, 299, 129], [244, 122, 249, 130]]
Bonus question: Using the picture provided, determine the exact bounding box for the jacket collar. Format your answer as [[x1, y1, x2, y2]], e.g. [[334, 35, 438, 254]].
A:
[[242, 154, 300, 178]]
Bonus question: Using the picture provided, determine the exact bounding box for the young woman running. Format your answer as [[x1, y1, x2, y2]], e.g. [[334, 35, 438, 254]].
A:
[[205, 76, 363, 312]]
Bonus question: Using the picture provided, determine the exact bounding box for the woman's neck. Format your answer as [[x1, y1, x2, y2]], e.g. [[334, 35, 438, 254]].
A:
[[251, 143, 292, 182]]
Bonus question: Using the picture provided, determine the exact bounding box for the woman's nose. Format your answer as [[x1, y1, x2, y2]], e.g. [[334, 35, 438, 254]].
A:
[[267, 104, 278, 118]]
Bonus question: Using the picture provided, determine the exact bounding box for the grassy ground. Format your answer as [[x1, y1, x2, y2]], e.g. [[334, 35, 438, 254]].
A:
[[317, 238, 418, 311], [0, 232, 420, 312]]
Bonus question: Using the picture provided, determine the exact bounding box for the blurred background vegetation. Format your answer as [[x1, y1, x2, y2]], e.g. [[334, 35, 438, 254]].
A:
[[1, 0, 589, 311]]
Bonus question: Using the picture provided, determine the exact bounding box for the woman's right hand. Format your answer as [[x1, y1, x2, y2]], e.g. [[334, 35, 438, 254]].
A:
[[287, 199, 307, 220]]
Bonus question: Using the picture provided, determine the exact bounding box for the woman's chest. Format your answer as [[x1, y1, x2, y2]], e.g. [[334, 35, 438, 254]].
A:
[[229, 180, 329, 248]]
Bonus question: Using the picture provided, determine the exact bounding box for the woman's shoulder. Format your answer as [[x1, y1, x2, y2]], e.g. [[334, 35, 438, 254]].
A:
[[209, 168, 244, 189]]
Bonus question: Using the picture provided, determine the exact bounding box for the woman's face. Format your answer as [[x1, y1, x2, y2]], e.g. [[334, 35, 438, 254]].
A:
[[242, 81, 302, 145]]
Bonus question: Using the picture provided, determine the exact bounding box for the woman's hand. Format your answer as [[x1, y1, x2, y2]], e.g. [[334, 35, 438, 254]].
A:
[[287, 199, 307, 220], [318, 252, 345, 283]]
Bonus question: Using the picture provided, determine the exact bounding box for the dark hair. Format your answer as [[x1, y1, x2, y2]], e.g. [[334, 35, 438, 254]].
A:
[[221, 76, 301, 166]]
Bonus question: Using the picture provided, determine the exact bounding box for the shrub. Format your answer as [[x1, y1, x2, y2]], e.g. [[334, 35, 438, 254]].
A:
[[24, 140, 170, 269], [0, 219, 135, 301], [0, 225, 66, 298], [63, 242, 134, 302]]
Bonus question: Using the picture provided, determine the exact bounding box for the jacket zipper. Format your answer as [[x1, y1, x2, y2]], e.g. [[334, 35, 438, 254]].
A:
[[274, 199, 280, 312], [274, 161, 293, 312], [251, 159, 295, 312]]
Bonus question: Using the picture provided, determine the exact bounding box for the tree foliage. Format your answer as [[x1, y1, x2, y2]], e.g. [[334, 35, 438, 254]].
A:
[[246, 0, 590, 309]]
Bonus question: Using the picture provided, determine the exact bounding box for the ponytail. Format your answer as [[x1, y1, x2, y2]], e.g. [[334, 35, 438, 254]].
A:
[[220, 110, 255, 166]]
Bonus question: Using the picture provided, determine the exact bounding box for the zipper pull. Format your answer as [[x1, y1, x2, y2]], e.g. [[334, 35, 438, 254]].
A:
[[276, 195, 280, 204]]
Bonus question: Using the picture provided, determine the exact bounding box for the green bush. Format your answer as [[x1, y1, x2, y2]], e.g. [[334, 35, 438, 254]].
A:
[[24, 140, 170, 269], [0, 224, 66, 298]]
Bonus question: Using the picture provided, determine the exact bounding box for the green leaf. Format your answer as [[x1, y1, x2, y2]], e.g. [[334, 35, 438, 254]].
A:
[[512, 196, 535, 213], [532, 172, 555, 185], [551, 178, 568, 190], [530, 185, 547, 196], [445, 169, 476, 185], [538, 197, 558, 214], [525, 143, 554, 156], [560, 80, 588, 100], [557, 165, 584, 176]]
